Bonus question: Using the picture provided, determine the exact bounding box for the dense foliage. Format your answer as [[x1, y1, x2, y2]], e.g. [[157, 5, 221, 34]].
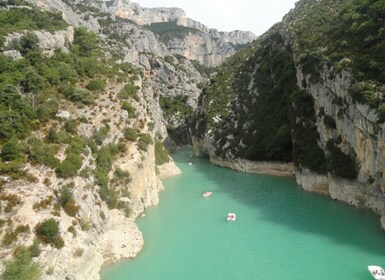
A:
[[0, 7, 67, 47], [288, 0, 385, 106], [143, 21, 200, 43], [3, 246, 41, 280]]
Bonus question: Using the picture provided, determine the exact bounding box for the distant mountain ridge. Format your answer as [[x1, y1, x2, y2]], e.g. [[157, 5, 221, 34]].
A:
[[107, 0, 257, 65]]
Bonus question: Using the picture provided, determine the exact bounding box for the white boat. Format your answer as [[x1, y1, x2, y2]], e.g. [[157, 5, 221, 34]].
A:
[[368, 265, 385, 280], [227, 213, 236, 221], [202, 191, 212, 198]]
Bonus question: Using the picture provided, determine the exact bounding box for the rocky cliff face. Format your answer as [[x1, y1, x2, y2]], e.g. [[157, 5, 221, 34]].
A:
[[107, 0, 257, 66], [0, 0, 193, 279], [192, 0, 385, 229]]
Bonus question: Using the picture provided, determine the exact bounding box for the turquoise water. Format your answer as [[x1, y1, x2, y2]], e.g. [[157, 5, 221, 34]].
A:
[[101, 149, 385, 280]]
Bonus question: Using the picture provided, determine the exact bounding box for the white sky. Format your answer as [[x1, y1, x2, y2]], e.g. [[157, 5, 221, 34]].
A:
[[132, 0, 298, 36]]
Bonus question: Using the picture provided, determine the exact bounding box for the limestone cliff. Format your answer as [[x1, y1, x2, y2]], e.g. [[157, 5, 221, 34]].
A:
[[192, 0, 385, 229], [0, 1, 187, 279], [107, 0, 257, 66]]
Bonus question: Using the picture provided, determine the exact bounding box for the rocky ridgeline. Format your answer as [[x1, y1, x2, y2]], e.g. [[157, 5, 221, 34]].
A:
[[107, 0, 257, 66]]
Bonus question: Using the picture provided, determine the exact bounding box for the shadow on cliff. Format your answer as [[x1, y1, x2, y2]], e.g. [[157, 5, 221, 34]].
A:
[[171, 148, 385, 259]]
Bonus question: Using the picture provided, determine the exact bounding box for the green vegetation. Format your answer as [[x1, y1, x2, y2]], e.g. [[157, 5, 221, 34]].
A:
[[190, 60, 216, 77], [193, 0, 385, 178], [93, 125, 110, 146], [291, 90, 327, 173], [1, 137, 20, 161], [118, 82, 139, 101], [59, 184, 80, 217], [326, 140, 358, 179], [0, 7, 67, 47], [55, 153, 83, 178], [121, 101, 136, 118], [27, 137, 59, 169], [155, 141, 170, 165], [288, 0, 385, 105], [112, 168, 131, 185], [123, 127, 138, 141], [159, 95, 192, 118], [3, 246, 41, 280], [35, 218, 64, 249], [138, 133, 153, 152], [143, 21, 200, 43], [194, 29, 295, 162]]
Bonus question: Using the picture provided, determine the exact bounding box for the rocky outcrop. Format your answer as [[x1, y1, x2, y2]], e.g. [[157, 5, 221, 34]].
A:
[[3, 26, 74, 55], [107, 0, 256, 66], [211, 157, 294, 177], [26, 0, 101, 32]]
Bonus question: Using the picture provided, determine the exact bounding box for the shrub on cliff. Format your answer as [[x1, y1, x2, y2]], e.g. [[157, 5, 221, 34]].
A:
[[123, 127, 138, 141], [1, 137, 21, 161], [155, 141, 170, 165], [3, 246, 41, 280], [27, 137, 60, 169], [55, 153, 83, 178], [138, 134, 153, 152], [59, 184, 80, 217], [35, 218, 64, 249]]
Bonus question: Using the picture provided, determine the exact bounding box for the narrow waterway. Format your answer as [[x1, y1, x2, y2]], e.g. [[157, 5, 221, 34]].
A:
[[101, 149, 385, 280]]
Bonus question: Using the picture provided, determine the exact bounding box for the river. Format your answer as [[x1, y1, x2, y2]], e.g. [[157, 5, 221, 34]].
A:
[[101, 149, 385, 280]]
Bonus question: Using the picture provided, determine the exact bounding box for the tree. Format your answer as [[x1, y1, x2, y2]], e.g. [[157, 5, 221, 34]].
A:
[[72, 27, 99, 57], [18, 32, 39, 56], [1, 137, 20, 161]]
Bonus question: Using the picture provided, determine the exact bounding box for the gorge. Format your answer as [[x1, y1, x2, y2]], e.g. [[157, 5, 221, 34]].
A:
[[0, 0, 385, 279]]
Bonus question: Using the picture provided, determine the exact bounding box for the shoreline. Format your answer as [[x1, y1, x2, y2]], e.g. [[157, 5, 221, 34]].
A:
[[206, 154, 385, 231], [209, 156, 295, 177], [99, 160, 182, 278]]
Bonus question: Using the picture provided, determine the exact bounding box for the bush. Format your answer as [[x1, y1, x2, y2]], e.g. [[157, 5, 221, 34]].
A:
[[72, 27, 100, 57], [61, 86, 95, 105], [138, 134, 153, 152], [93, 125, 109, 145], [121, 101, 136, 118], [35, 218, 63, 248], [28, 239, 41, 257], [28, 138, 59, 169], [3, 246, 41, 280], [59, 184, 79, 217], [68, 225, 77, 236], [98, 185, 119, 209], [123, 127, 137, 141], [118, 82, 138, 100], [94, 169, 109, 187], [64, 119, 77, 134], [86, 78, 105, 92], [112, 167, 131, 186], [155, 141, 170, 165], [96, 147, 112, 173], [1, 137, 21, 161], [55, 153, 83, 178]]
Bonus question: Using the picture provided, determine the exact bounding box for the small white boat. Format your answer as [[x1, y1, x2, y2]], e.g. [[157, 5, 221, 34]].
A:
[[368, 265, 385, 280], [202, 191, 212, 198], [227, 213, 236, 221]]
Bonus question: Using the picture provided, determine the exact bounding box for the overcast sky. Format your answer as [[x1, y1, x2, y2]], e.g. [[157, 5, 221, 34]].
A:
[[132, 0, 298, 35]]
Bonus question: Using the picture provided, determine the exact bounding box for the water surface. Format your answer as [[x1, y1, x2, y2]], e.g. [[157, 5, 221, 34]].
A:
[[102, 149, 385, 280]]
